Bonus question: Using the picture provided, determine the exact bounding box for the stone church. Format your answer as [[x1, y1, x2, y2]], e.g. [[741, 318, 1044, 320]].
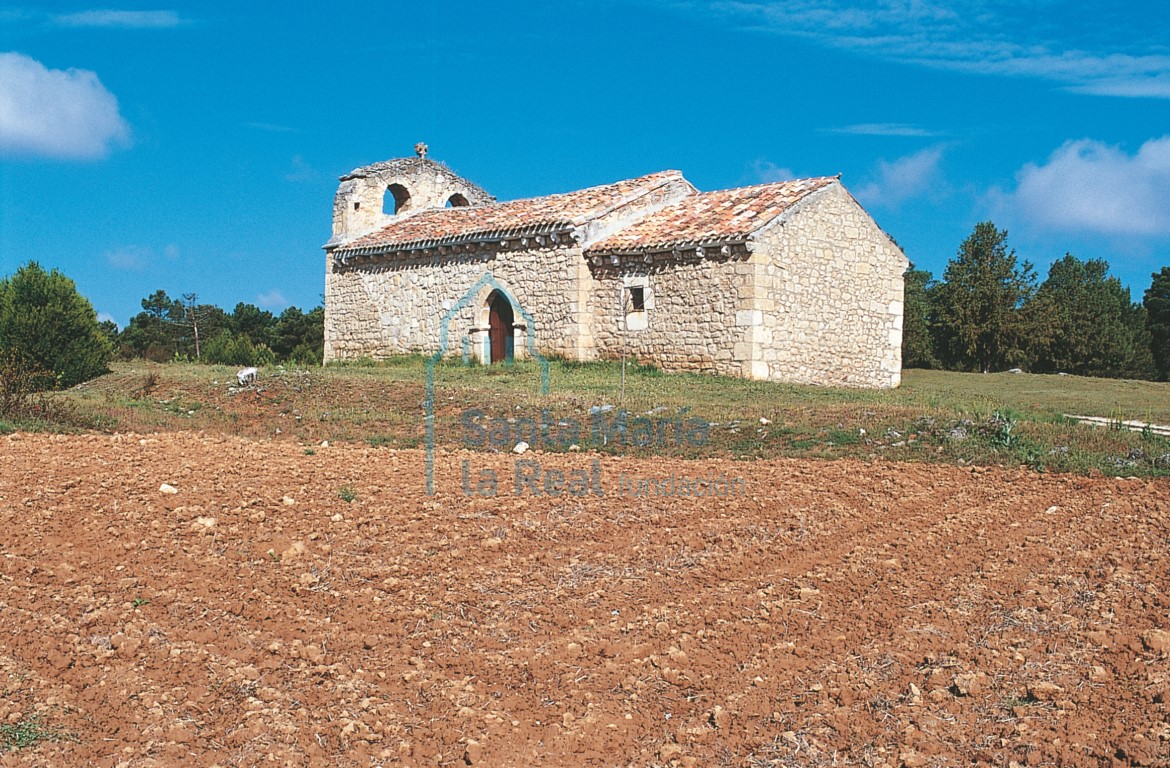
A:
[[323, 145, 907, 388]]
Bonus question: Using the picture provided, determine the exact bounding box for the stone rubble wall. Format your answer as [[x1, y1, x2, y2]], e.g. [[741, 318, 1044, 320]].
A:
[[747, 183, 906, 388], [588, 255, 753, 377], [323, 245, 590, 362]]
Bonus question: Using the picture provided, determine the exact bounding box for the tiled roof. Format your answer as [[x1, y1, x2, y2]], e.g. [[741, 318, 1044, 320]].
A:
[[586, 177, 838, 254], [333, 170, 685, 255]]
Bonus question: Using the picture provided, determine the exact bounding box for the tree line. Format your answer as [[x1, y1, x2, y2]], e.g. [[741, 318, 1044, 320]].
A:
[[902, 222, 1170, 380], [0, 262, 324, 416], [113, 290, 324, 366]]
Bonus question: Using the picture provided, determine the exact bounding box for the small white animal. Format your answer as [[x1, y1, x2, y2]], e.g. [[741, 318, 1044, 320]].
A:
[[236, 367, 258, 387]]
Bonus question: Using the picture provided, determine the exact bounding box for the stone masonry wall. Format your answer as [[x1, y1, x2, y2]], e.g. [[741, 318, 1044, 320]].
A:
[[589, 254, 753, 377], [747, 183, 906, 388], [324, 244, 588, 362]]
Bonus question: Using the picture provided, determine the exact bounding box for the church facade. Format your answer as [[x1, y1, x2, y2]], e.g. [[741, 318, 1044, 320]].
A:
[[323, 147, 907, 388]]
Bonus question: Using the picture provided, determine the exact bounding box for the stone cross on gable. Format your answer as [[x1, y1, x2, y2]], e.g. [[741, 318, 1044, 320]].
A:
[[414, 142, 428, 158]]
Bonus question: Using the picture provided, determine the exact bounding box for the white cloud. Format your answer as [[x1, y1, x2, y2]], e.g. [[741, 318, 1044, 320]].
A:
[[106, 245, 150, 270], [97, 311, 119, 327], [54, 10, 184, 29], [854, 146, 944, 208], [285, 154, 319, 183], [752, 159, 796, 183], [256, 290, 288, 309], [1070, 74, 1170, 100], [682, 1, 1170, 99], [0, 52, 130, 159], [826, 123, 939, 137], [1004, 136, 1170, 237], [106, 242, 179, 270]]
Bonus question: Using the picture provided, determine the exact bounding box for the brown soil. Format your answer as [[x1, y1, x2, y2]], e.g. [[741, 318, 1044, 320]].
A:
[[1, 432, 1168, 767]]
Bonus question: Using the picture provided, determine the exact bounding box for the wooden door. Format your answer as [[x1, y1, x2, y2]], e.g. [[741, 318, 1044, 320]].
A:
[[488, 292, 513, 364]]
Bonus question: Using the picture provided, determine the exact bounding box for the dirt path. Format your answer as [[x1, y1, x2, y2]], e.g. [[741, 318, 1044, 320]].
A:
[[0, 432, 1168, 766]]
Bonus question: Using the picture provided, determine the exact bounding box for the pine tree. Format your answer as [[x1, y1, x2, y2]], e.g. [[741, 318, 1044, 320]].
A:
[[0, 262, 114, 388], [901, 263, 939, 369], [1030, 254, 1149, 378], [1144, 266, 1170, 380], [934, 222, 1037, 372]]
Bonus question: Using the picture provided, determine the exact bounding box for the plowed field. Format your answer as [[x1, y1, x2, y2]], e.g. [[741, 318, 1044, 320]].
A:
[[1, 432, 1168, 767]]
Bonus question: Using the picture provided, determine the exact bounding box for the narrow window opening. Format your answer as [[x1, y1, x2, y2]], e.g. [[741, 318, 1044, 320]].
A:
[[624, 282, 648, 331], [629, 286, 645, 312], [353, 202, 360, 211]]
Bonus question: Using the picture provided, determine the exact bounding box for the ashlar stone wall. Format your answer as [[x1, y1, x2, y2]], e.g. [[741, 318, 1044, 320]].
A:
[[747, 183, 906, 388]]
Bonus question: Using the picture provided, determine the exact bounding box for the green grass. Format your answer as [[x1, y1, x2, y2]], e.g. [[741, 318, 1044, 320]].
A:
[[0, 714, 71, 752], [20, 358, 1170, 477]]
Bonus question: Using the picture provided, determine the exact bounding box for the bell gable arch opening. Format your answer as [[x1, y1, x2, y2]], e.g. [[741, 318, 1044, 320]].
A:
[[384, 183, 411, 215]]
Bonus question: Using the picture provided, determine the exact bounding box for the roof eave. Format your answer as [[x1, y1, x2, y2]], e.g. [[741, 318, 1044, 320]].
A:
[[586, 237, 750, 259], [331, 221, 578, 260]]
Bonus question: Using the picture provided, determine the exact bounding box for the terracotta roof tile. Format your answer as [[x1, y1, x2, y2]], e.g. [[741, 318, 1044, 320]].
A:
[[586, 177, 838, 254], [334, 170, 685, 255]]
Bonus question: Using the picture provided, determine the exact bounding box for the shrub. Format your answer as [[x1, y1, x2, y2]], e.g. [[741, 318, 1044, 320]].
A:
[[288, 341, 322, 367], [0, 350, 52, 417], [202, 330, 276, 367], [0, 262, 114, 388]]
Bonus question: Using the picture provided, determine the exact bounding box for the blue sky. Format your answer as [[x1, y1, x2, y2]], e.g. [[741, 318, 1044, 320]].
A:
[[1, 1, 1168, 326]]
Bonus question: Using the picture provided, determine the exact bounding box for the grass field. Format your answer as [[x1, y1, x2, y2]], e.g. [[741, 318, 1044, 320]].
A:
[[7, 357, 1170, 477]]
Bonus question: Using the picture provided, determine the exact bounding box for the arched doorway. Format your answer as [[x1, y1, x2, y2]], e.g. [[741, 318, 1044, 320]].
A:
[[487, 291, 514, 364]]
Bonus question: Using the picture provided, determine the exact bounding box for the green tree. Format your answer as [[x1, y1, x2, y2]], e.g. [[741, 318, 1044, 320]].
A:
[[901, 263, 939, 369], [0, 261, 114, 388], [1144, 266, 1170, 379], [1029, 254, 1152, 378], [934, 223, 1038, 372], [120, 290, 184, 361], [98, 318, 120, 349], [272, 306, 324, 364], [1126, 303, 1158, 380], [231, 303, 276, 349], [175, 294, 231, 360], [202, 329, 276, 366]]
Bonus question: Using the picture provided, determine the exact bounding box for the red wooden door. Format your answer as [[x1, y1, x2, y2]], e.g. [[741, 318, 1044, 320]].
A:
[[488, 293, 513, 364]]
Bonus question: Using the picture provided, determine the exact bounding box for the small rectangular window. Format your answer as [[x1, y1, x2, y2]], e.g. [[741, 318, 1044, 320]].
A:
[[629, 286, 645, 311]]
